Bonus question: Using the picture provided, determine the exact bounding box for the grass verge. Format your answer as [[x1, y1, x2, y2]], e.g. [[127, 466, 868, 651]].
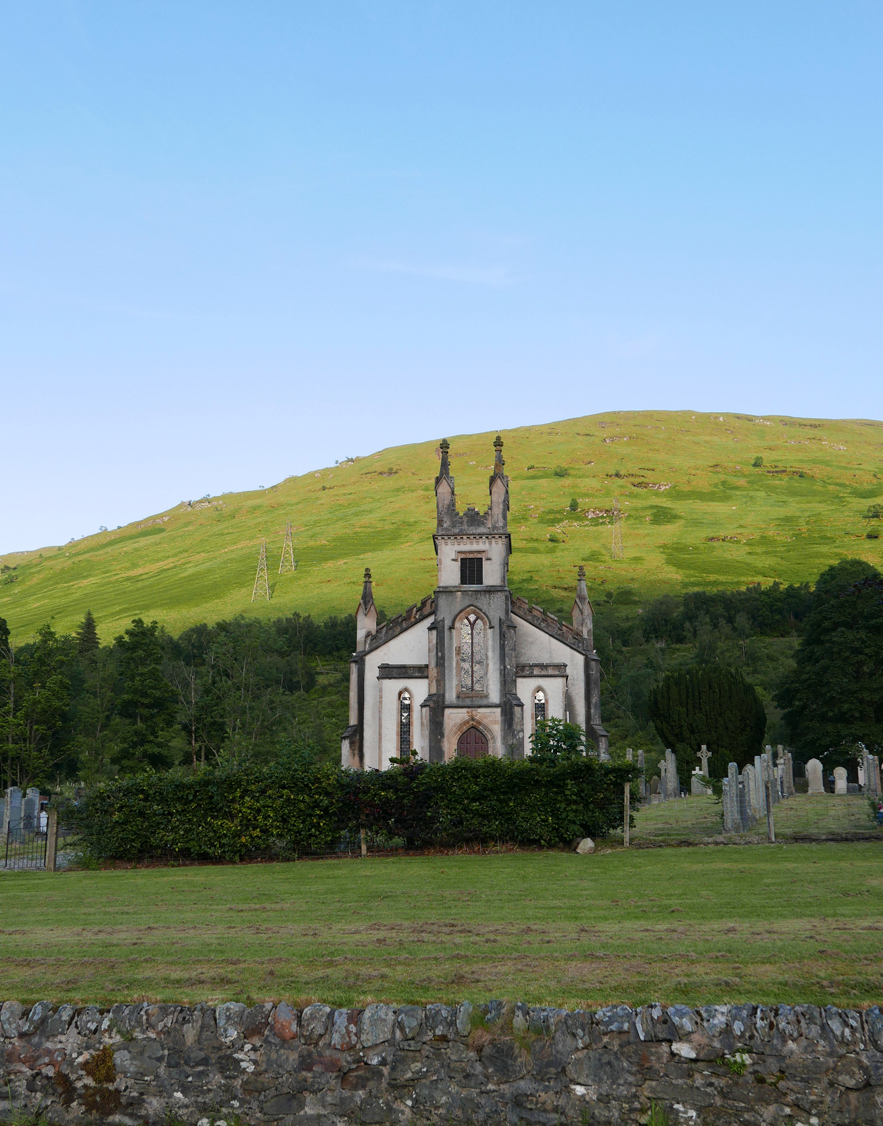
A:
[[1, 842, 881, 1009]]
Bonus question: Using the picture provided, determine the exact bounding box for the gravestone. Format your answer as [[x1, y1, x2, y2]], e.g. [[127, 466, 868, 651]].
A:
[[697, 744, 711, 777], [691, 772, 711, 796], [725, 762, 740, 831], [742, 764, 756, 822], [3, 787, 23, 843], [806, 758, 825, 794], [22, 788, 40, 831], [664, 749, 680, 799], [752, 756, 767, 815], [3, 787, 22, 834], [833, 766, 848, 795], [760, 751, 778, 805], [874, 756, 882, 795], [780, 746, 795, 797]]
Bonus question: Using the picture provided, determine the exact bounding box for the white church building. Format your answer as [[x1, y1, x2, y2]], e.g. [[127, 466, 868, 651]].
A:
[[341, 436, 609, 769]]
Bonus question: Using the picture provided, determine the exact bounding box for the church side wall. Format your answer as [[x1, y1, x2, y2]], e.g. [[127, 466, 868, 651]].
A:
[[514, 622, 588, 732], [362, 621, 431, 771], [516, 676, 567, 758]]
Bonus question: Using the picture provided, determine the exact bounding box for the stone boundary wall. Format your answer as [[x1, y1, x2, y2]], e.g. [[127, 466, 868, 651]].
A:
[[3, 999, 883, 1126]]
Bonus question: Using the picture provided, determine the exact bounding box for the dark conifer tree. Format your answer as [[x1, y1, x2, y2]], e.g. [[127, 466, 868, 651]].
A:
[[648, 666, 766, 782], [75, 610, 100, 657], [776, 559, 883, 767]]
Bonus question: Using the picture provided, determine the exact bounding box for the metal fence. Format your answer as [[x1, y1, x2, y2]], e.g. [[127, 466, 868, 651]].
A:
[[2, 810, 64, 871]]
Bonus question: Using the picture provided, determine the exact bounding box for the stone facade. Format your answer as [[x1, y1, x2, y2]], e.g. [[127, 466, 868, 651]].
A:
[[341, 437, 608, 769], [3, 999, 883, 1125]]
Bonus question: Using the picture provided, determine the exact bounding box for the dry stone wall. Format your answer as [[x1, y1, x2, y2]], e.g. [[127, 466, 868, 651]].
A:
[[3, 998, 883, 1125]]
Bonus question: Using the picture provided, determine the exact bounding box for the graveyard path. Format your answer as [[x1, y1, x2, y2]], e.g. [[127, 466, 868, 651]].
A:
[[1, 842, 881, 1008]]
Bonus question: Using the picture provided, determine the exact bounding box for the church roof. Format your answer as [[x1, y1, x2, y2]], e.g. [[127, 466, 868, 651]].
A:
[[510, 595, 592, 654]]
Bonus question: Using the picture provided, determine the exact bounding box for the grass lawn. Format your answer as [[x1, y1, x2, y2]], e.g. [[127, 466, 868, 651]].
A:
[[2, 842, 881, 1010]]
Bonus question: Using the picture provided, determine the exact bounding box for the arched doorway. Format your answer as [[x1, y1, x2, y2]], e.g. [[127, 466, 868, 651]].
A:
[[457, 726, 489, 759]]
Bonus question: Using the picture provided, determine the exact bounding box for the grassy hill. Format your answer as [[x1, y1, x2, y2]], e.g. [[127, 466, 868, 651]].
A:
[[2, 410, 881, 644]]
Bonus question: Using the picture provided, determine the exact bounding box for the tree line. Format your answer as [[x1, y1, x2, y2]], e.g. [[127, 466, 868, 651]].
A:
[[1, 558, 880, 792], [0, 611, 355, 790]]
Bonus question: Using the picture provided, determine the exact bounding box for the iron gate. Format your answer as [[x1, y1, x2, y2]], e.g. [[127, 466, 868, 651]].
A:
[[3, 819, 48, 870]]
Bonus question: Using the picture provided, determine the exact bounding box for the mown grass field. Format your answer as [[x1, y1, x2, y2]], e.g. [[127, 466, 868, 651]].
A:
[[2, 411, 882, 643], [1, 843, 881, 1010]]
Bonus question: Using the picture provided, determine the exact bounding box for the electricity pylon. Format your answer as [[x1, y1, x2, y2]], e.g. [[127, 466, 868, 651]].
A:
[[251, 540, 271, 602], [611, 498, 624, 560], [279, 520, 297, 574]]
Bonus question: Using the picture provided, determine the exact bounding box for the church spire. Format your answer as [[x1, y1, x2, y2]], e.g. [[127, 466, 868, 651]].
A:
[[571, 565, 594, 649], [488, 434, 509, 531], [356, 567, 377, 651], [435, 438, 456, 529], [492, 434, 504, 476]]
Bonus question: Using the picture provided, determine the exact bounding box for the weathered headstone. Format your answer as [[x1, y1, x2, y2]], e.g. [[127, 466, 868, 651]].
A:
[[697, 744, 711, 777], [649, 775, 661, 803], [664, 749, 680, 799], [874, 756, 882, 796], [760, 751, 778, 805], [833, 766, 848, 795], [726, 762, 740, 831], [3, 787, 22, 834], [781, 747, 795, 797], [752, 756, 767, 815], [23, 788, 40, 831], [691, 772, 711, 796], [3, 787, 23, 844], [721, 778, 732, 831], [742, 764, 756, 823], [806, 758, 825, 794]]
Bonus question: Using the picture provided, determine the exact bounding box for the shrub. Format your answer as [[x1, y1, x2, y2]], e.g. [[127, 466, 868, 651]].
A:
[[553, 465, 568, 477], [69, 756, 636, 862], [752, 456, 764, 467]]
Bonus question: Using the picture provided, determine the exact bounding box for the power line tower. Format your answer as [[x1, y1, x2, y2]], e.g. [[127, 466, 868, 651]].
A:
[[278, 520, 297, 574], [611, 498, 624, 560], [251, 540, 271, 602]]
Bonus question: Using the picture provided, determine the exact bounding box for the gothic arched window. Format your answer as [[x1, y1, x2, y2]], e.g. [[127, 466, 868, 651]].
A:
[[534, 689, 546, 728], [399, 690, 412, 755], [459, 612, 487, 694]]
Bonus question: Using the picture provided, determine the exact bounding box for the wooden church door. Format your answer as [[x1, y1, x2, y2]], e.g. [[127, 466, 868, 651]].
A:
[[457, 726, 489, 759]]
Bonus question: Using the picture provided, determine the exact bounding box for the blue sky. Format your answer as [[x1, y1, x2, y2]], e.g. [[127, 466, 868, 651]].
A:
[[2, 1, 881, 552]]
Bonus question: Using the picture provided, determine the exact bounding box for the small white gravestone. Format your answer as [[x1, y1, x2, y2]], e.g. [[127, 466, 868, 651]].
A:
[[833, 766, 848, 795], [575, 837, 595, 854], [806, 758, 825, 794]]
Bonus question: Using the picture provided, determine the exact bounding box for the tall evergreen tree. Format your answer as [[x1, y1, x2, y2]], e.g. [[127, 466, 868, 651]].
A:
[[75, 610, 100, 657], [776, 559, 883, 767], [648, 666, 766, 782], [114, 618, 177, 771]]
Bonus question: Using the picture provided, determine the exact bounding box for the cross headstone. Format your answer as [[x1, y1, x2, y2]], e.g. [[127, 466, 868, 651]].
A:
[[697, 744, 711, 777]]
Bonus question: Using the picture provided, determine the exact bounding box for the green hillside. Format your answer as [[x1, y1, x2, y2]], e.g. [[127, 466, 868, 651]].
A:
[[2, 410, 882, 644]]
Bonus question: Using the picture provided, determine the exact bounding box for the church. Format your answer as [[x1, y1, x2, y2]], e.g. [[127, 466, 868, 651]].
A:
[[341, 436, 609, 769]]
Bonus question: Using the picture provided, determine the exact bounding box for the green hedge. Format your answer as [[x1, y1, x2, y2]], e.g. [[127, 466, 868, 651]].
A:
[[68, 757, 636, 862]]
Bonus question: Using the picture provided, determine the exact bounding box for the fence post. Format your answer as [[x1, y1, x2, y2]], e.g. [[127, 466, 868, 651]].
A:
[[360, 828, 367, 858], [46, 809, 58, 872], [623, 782, 630, 848]]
